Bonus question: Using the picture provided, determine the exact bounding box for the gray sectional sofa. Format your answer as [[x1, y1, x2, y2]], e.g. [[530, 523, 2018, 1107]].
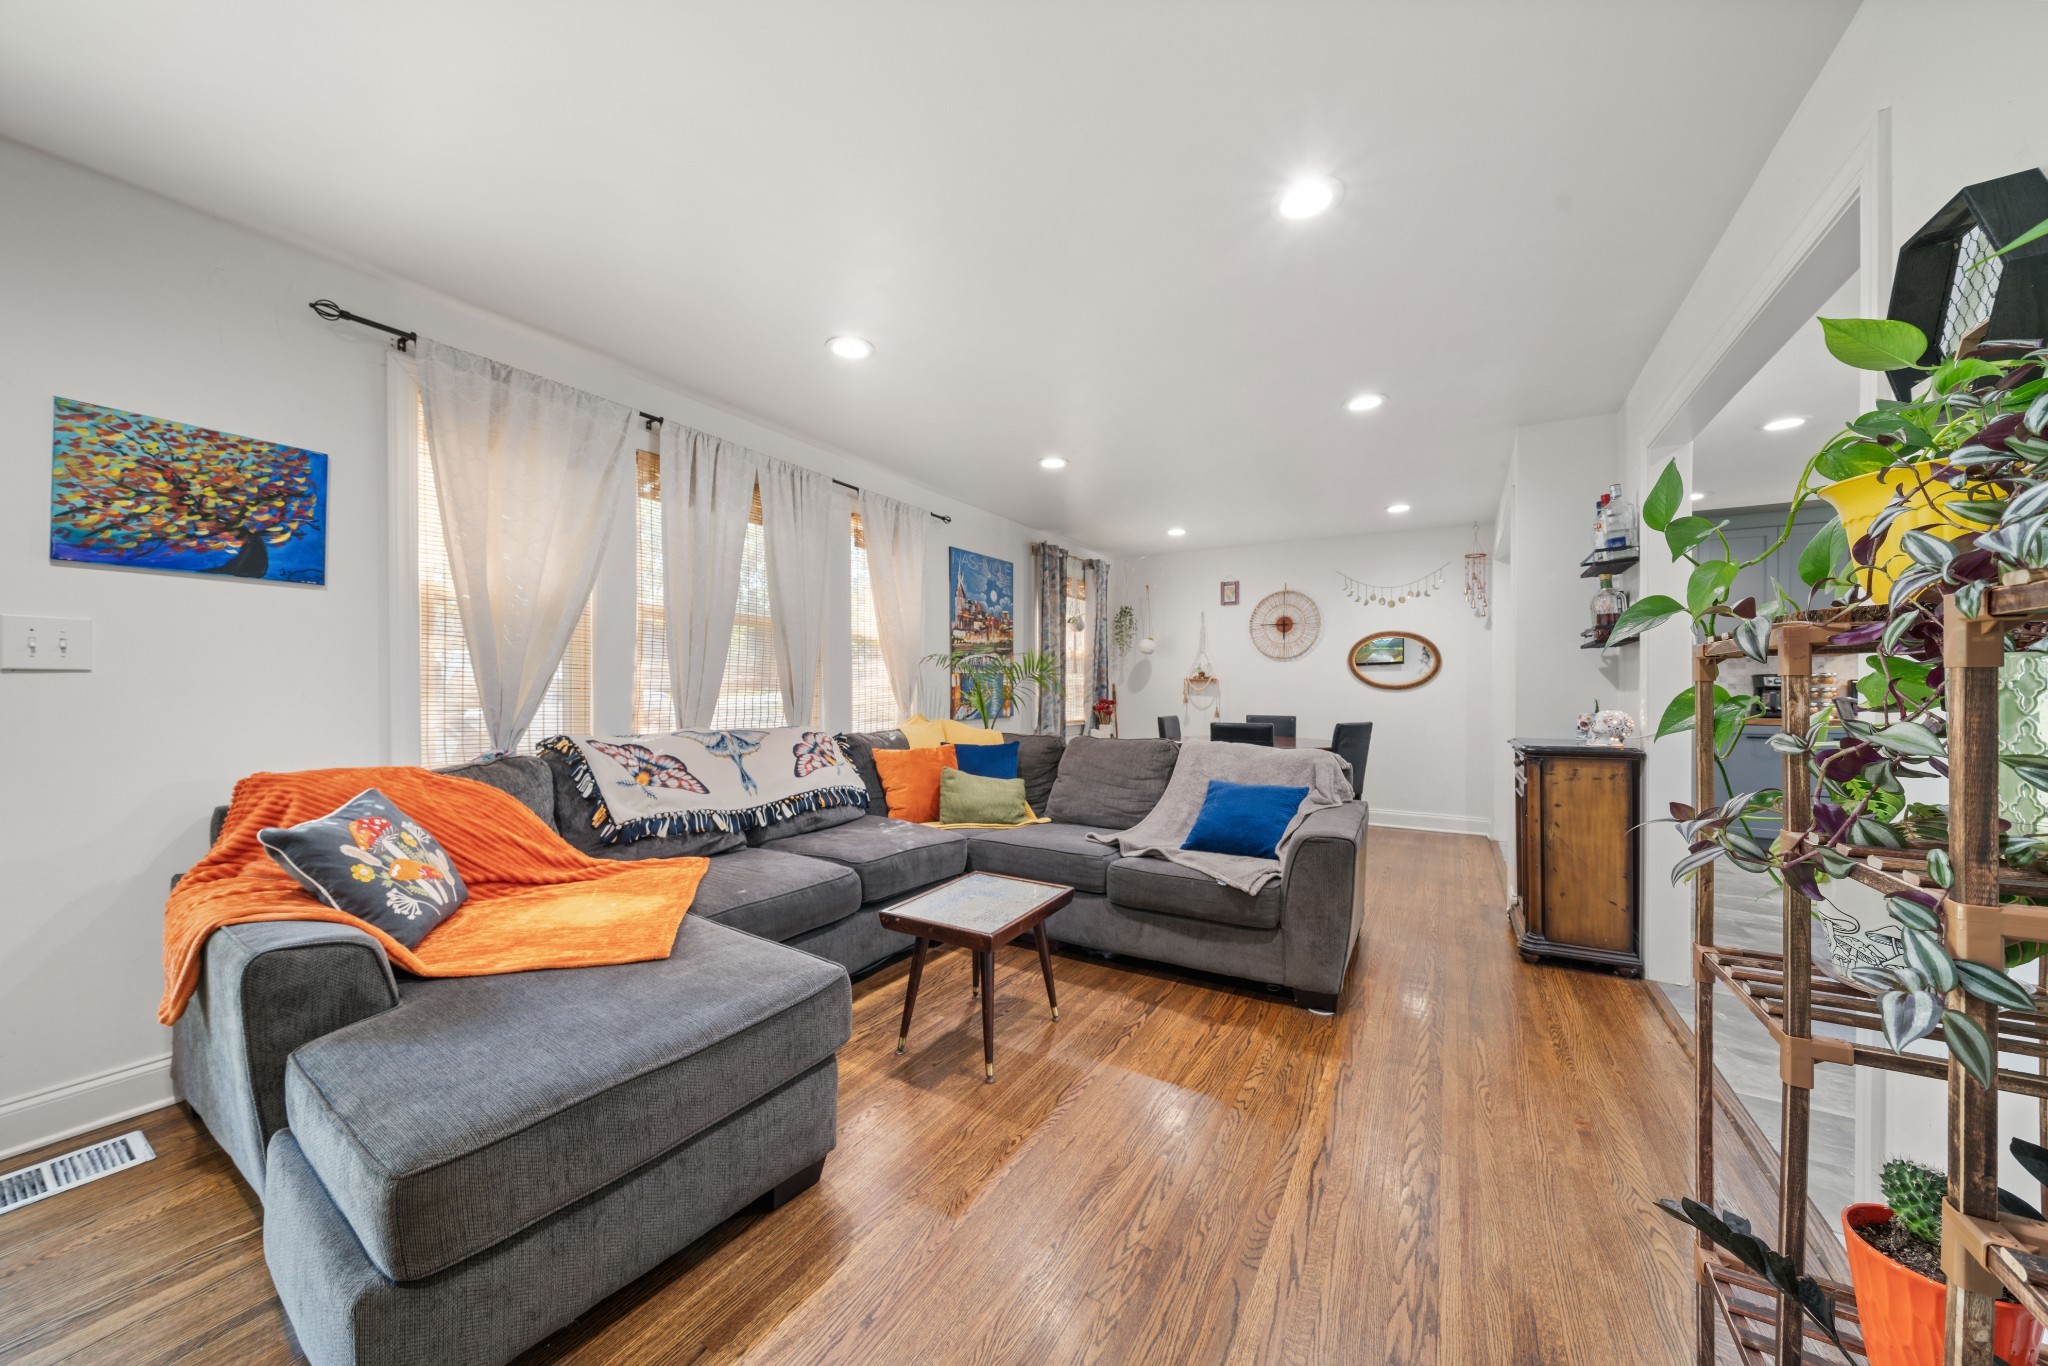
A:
[[172, 734, 1368, 1366]]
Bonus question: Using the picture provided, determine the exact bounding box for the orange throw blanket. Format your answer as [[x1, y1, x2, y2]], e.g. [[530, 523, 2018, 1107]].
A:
[[160, 766, 707, 1025]]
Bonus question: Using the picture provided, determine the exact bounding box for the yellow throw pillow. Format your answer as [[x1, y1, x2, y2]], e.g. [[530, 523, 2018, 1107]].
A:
[[941, 717, 1007, 746], [898, 714, 948, 749]]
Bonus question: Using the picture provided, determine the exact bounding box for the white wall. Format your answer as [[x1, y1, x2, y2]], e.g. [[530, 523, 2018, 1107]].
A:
[[1113, 523, 1495, 835], [0, 139, 1080, 1156]]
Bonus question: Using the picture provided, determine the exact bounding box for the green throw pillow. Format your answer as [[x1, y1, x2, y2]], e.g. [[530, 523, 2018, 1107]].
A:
[[938, 768, 1033, 826]]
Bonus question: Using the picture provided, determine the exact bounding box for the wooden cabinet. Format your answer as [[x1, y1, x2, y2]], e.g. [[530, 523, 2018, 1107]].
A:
[[1508, 739, 1643, 976]]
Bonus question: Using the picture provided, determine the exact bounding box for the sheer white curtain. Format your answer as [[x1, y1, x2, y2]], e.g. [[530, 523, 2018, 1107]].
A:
[[758, 457, 836, 726], [660, 424, 761, 728], [858, 489, 928, 718], [415, 339, 632, 754]]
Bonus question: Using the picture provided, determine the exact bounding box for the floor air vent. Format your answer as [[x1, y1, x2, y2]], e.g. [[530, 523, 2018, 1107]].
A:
[[0, 1130, 156, 1214]]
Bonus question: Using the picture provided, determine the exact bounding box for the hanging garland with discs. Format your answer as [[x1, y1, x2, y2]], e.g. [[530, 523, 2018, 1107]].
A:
[[1248, 587, 1321, 659], [1335, 562, 1452, 609]]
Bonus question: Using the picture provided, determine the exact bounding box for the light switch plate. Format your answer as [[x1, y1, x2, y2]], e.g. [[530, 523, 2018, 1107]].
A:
[[1, 616, 93, 671]]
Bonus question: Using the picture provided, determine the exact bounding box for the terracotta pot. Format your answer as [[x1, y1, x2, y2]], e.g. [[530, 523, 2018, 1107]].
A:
[[1816, 467, 1971, 604], [1842, 1203, 2045, 1365]]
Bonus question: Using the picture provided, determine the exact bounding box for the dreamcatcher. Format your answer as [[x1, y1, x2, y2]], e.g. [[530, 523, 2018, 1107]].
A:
[[1248, 587, 1321, 660], [1182, 612, 1223, 730], [1463, 524, 1490, 620]]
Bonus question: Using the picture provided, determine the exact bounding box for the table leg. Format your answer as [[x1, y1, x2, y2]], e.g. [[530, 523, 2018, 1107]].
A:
[[897, 939, 928, 1055], [971, 950, 981, 1000], [979, 949, 996, 1083], [1035, 927, 1059, 1022]]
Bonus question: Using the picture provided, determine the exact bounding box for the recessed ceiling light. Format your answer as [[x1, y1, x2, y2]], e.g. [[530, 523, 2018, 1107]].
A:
[[1167, 527, 1187, 537], [1345, 393, 1385, 413], [827, 335, 874, 360], [1691, 491, 1707, 502], [1278, 175, 1342, 220], [1762, 415, 1805, 432], [1039, 455, 1067, 469], [1386, 503, 1411, 514]]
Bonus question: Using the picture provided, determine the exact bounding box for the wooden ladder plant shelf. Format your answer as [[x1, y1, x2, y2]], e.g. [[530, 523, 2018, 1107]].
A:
[[1684, 600, 2048, 1366]]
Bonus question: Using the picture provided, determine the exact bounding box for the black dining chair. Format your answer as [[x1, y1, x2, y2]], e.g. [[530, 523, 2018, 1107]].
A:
[[1245, 714, 1297, 741], [1210, 721, 1275, 746], [1158, 715, 1182, 740], [1330, 722, 1373, 799]]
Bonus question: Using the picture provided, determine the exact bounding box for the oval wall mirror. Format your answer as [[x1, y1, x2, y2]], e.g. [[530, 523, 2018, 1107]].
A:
[[1347, 631, 1441, 690]]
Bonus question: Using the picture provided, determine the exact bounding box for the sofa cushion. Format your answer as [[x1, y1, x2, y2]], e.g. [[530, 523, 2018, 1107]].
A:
[[834, 728, 908, 810], [966, 822, 1121, 894], [763, 815, 967, 903], [436, 755, 555, 827], [1107, 855, 1283, 930], [538, 743, 746, 860], [283, 915, 849, 1282], [744, 802, 867, 846], [257, 789, 467, 949], [1046, 736, 1179, 830], [688, 846, 862, 941], [1016, 734, 1066, 815], [870, 745, 958, 824]]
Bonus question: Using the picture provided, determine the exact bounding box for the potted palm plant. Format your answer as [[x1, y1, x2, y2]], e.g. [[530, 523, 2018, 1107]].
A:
[[921, 649, 1062, 733]]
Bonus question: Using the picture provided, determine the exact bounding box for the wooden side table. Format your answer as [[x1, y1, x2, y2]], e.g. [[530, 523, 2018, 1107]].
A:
[[877, 872, 1073, 1082]]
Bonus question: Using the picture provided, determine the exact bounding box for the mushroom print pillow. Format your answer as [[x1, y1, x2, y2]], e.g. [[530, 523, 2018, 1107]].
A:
[[258, 788, 468, 948]]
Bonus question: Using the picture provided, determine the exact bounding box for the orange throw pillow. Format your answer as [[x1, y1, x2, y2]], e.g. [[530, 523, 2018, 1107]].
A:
[[872, 744, 958, 823]]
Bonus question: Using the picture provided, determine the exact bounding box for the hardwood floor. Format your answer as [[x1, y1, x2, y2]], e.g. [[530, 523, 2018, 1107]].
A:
[[1, 828, 1795, 1364]]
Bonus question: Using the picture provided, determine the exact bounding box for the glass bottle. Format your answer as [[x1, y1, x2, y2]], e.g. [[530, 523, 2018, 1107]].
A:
[[1592, 494, 1609, 552], [1602, 482, 1636, 550], [1590, 574, 1628, 638]]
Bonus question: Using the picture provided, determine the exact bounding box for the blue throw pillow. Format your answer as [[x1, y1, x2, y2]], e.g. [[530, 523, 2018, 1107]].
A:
[[1180, 780, 1309, 861], [953, 740, 1020, 781], [258, 788, 468, 948]]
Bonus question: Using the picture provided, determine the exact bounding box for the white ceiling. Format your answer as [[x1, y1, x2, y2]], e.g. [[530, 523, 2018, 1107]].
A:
[[0, 1, 1858, 553], [1695, 274, 1863, 511]]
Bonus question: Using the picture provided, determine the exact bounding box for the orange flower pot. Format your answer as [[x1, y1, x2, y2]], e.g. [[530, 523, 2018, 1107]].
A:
[[1843, 1204, 2045, 1365]]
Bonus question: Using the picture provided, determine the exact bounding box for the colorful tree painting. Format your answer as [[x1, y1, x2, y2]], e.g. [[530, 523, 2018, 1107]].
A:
[[49, 398, 327, 584]]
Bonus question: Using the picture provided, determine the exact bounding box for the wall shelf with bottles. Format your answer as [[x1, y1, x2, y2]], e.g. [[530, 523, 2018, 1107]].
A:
[[1579, 549, 1640, 578]]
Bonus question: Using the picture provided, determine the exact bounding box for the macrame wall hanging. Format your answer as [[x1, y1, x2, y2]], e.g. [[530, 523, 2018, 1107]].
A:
[[1336, 562, 1450, 609], [1182, 612, 1223, 729], [1463, 525, 1490, 620]]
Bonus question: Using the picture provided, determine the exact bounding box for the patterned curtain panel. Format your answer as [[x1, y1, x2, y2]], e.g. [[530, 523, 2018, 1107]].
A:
[[1034, 542, 1069, 733], [2002, 655, 2048, 835], [1084, 558, 1113, 718]]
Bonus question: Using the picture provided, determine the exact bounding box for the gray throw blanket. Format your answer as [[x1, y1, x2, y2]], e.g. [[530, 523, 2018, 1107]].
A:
[[1090, 741, 1352, 892]]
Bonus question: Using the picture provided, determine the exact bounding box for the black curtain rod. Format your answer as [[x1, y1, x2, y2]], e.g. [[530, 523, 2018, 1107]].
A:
[[310, 298, 951, 522]]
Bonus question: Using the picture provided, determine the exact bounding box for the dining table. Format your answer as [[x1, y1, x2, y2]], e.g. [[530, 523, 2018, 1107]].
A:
[[1272, 737, 1331, 751]]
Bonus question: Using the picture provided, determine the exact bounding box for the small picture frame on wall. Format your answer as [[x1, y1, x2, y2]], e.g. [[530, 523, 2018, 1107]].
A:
[[1220, 580, 1239, 606]]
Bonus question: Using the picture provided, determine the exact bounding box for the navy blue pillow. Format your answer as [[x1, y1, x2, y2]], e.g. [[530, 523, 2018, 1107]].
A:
[[258, 788, 468, 948], [953, 740, 1020, 781], [1180, 780, 1309, 860]]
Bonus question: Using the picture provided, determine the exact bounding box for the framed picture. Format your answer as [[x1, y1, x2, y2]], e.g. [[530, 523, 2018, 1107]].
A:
[[49, 397, 328, 585], [1220, 580, 1240, 606], [1354, 635, 1405, 666], [948, 547, 1015, 719]]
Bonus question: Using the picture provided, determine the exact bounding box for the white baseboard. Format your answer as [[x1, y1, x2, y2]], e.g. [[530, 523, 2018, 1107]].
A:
[[0, 1054, 174, 1161], [1368, 807, 1492, 837]]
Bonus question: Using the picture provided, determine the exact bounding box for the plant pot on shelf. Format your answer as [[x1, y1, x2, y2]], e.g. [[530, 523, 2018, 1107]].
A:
[[1817, 467, 1973, 605], [1842, 1203, 2045, 1366]]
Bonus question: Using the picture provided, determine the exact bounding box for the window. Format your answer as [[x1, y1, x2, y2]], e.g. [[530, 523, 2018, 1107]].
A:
[[632, 449, 673, 732], [714, 488, 785, 728], [1063, 572, 1088, 727], [849, 512, 896, 731], [417, 405, 591, 766]]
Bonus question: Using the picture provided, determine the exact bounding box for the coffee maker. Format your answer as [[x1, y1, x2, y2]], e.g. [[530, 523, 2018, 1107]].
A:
[[1757, 674, 1784, 717]]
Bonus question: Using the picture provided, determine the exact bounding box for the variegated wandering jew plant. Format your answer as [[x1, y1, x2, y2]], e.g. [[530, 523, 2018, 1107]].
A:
[[1612, 223, 2048, 1087]]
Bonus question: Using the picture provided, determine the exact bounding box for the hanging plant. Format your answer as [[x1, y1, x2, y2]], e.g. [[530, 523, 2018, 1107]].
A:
[[1624, 223, 2048, 1087], [1113, 604, 1136, 657]]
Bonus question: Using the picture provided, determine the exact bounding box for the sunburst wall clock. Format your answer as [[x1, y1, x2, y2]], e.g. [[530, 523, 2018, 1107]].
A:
[[1249, 588, 1320, 660]]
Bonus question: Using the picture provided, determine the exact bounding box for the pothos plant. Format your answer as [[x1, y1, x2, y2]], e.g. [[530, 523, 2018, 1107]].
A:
[[1609, 226, 2048, 1086]]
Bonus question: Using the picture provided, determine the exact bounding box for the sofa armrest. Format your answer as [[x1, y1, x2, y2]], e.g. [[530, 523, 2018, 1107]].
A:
[[1279, 801, 1370, 998], [171, 921, 398, 1197]]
